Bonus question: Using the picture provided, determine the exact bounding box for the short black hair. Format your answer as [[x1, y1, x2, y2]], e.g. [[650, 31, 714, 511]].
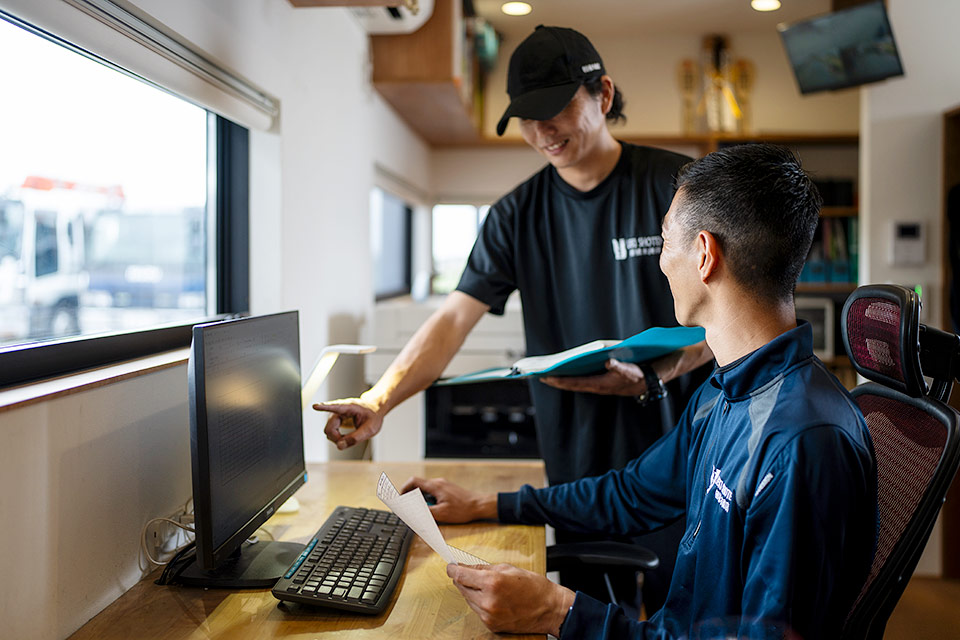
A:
[[583, 76, 626, 125], [674, 143, 822, 303]]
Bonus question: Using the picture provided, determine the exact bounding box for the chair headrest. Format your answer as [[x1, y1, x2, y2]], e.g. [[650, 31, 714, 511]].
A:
[[841, 284, 926, 397]]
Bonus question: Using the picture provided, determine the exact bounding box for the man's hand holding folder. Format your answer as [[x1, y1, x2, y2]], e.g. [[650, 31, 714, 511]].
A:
[[541, 341, 713, 397]]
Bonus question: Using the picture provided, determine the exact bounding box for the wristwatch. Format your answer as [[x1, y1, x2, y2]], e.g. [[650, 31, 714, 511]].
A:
[[635, 364, 666, 406]]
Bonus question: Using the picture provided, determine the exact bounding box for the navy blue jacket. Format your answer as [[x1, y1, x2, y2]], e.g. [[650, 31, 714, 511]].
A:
[[499, 323, 877, 639]]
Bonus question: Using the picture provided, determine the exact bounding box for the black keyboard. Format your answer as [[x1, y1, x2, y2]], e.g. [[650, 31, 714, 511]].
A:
[[272, 505, 412, 614]]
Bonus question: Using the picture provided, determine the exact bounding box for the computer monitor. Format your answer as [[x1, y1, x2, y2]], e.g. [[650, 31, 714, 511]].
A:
[[178, 310, 307, 587], [778, 0, 904, 95]]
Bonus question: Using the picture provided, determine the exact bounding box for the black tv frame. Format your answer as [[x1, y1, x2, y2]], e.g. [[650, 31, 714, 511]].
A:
[[778, 0, 904, 95]]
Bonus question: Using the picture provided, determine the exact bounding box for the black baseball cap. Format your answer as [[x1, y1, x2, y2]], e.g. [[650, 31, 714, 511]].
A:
[[496, 25, 606, 136]]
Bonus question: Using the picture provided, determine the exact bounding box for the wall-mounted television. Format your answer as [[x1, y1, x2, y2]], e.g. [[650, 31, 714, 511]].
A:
[[778, 0, 904, 95]]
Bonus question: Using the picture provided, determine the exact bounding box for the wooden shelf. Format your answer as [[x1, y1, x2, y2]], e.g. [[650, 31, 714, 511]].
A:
[[439, 131, 859, 151], [796, 282, 858, 295], [821, 206, 858, 218]]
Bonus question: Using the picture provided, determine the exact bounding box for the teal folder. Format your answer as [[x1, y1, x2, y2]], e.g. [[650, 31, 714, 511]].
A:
[[435, 326, 706, 386]]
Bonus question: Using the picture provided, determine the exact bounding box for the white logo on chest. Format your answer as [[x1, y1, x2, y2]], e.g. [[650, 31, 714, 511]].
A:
[[611, 235, 662, 260], [707, 465, 733, 513]]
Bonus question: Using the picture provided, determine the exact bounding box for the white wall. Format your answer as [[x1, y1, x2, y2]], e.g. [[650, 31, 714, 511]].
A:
[[859, 0, 960, 576], [0, 367, 191, 640], [860, 0, 960, 330]]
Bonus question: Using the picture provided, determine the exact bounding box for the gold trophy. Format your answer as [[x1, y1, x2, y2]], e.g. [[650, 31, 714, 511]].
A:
[[731, 59, 755, 134], [678, 59, 699, 135]]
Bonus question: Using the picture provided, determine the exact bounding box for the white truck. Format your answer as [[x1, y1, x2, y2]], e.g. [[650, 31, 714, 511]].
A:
[[0, 177, 121, 344]]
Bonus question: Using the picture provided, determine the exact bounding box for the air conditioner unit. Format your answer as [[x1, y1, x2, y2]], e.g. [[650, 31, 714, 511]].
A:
[[351, 0, 434, 35]]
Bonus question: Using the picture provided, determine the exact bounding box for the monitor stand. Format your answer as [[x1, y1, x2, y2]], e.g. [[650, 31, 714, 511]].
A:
[[176, 539, 303, 588]]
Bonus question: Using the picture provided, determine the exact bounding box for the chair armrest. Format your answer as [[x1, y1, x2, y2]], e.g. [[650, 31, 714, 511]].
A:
[[547, 541, 659, 573]]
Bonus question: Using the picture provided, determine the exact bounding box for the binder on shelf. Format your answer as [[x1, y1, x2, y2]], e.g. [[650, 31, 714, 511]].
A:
[[802, 223, 827, 284], [434, 326, 706, 386], [828, 218, 851, 284]]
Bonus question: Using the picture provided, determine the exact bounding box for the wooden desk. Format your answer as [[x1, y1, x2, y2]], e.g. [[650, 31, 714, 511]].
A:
[[70, 460, 546, 640]]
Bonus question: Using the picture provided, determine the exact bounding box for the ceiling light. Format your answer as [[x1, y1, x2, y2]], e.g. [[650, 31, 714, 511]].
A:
[[751, 0, 781, 10], [501, 2, 532, 17]]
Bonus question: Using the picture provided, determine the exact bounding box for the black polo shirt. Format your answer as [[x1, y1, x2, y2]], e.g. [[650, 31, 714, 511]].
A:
[[457, 142, 709, 485]]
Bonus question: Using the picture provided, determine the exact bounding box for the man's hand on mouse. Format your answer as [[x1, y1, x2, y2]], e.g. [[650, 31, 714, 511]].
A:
[[400, 476, 498, 523]]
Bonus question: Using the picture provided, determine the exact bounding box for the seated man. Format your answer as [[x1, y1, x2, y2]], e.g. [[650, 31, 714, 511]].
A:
[[401, 143, 878, 639]]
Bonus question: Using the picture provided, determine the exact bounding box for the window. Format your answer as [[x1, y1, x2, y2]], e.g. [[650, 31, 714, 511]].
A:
[[0, 14, 248, 387], [431, 203, 489, 294], [370, 187, 412, 300]]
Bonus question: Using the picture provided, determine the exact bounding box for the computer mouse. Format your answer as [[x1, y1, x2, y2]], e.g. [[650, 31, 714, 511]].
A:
[[423, 492, 437, 506]]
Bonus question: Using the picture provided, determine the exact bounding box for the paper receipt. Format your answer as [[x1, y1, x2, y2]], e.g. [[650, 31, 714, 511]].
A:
[[376, 472, 488, 565]]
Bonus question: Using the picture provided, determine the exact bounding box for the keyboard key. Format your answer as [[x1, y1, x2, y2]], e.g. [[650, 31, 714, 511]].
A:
[[348, 586, 363, 600], [333, 587, 347, 598], [374, 562, 393, 576]]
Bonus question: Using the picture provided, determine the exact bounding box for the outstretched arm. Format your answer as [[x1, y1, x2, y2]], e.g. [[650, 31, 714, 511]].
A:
[[315, 291, 488, 450]]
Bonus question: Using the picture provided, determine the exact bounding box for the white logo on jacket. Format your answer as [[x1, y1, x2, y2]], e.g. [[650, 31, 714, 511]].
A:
[[707, 465, 733, 513], [611, 235, 662, 260]]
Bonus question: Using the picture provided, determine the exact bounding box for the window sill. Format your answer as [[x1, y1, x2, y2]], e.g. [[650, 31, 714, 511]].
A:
[[0, 348, 190, 414]]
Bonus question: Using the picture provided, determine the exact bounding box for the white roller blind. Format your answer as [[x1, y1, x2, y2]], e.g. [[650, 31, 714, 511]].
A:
[[0, 0, 279, 130]]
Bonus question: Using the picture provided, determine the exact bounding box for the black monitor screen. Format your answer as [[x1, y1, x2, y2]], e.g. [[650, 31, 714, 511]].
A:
[[188, 311, 306, 575], [778, 0, 904, 95]]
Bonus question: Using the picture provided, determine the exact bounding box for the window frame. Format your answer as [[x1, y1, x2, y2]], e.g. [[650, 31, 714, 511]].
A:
[[0, 115, 249, 389]]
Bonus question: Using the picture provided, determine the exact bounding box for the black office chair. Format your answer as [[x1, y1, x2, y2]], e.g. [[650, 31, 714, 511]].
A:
[[840, 284, 960, 639], [546, 539, 658, 621]]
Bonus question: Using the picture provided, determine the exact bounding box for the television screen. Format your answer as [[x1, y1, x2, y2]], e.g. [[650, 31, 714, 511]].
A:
[[778, 0, 904, 95], [180, 311, 307, 587]]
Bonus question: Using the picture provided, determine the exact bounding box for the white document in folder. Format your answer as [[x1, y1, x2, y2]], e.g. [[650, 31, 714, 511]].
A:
[[376, 472, 488, 566]]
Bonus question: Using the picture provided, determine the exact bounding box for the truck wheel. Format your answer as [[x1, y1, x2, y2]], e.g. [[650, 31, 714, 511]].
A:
[[50, 303, 80, 337]]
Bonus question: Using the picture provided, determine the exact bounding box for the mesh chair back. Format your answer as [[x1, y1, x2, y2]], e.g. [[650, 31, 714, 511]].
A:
[[843, 388, 951, 634], [840, 285, 960, 639]]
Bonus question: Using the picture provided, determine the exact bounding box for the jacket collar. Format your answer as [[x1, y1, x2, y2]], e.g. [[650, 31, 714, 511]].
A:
[[710, 321, 814, 400]]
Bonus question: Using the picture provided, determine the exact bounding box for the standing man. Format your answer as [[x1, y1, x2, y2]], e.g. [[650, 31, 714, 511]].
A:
[[402, 144, 878, 639], [317, 25, 713, 608]]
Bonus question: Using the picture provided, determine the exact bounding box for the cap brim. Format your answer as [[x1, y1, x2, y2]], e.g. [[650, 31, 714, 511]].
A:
[[496, 81, 582, 136]]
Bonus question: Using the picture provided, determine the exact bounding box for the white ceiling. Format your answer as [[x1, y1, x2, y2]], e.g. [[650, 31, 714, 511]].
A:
[[473, 0, 833, 39]]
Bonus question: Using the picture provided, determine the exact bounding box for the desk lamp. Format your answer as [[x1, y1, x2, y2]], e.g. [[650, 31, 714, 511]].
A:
[[279, 343, 377, 514], [301, 343, 377, 407]]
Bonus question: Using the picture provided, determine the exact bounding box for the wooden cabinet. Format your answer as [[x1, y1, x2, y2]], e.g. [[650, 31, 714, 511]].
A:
[[370, 0, 481, 144]]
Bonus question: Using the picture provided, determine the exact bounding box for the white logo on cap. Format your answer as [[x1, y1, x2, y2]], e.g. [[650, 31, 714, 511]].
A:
[[581, 62, 601, 73]]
